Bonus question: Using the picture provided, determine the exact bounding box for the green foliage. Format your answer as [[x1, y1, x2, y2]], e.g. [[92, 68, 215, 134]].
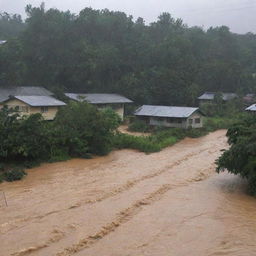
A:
[[216, 115, 256, 195], [3, 168, 27, 182], [204, 117, 238, 131], [0, 12, 25, 39], [113, 133, 161, 153], [54, 103, 121, 156], [1, 7, 256, 103], [200, 98, 243, 118], [0, 102, 121, 182], [114, 127, 209, 153], [128, 119, 150, 133]]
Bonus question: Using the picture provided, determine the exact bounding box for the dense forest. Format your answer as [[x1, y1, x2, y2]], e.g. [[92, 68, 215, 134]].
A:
[[1, 3, 256, 106]]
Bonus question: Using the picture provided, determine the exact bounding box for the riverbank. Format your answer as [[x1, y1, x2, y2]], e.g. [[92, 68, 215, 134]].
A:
[[2, 130, 256, 256]]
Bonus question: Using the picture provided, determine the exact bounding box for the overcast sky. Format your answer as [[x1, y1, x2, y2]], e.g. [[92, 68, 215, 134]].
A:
[[1, 0, 256, 34]]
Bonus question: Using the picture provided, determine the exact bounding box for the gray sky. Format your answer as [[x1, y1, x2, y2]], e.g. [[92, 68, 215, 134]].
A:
[[1, 0, 256, 34]]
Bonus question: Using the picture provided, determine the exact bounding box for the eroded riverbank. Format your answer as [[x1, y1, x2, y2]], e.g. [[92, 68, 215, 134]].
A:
[[1, 130, 256, 256]]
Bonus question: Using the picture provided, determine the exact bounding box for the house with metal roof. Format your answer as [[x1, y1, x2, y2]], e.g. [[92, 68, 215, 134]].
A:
[[65, 93, 133, 120], [0, 40, 7, 45], [245, 103, 256, 112], [0, 87, 65, 120], [198, 92, 238, 105], [134, 105, 204, 129]]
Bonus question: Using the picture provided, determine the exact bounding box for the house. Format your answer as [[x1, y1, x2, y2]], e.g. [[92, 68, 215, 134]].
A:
[[65, 93, 133, 120], [134, 105, 204, 129], [245, 104, 256, 112], [0, 40, 7, 45], [0, 87, 66, 120], [198, 92, 238, 105], [243, 94, 256, 106]]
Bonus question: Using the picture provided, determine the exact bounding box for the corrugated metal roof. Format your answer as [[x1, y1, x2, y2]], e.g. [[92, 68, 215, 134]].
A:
[[14, 87, 53, 96], [65, 93, 133, 104], [13, 96, 66, 107], [198, 92, 237, 101], [0, 87, 53, 103], [134, 105, 199, 118], [0, 88, 14, 102], [246, 104, 256, 111]]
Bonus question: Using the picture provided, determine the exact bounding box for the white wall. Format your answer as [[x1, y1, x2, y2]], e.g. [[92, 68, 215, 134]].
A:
[[147, 112, 203, 129]]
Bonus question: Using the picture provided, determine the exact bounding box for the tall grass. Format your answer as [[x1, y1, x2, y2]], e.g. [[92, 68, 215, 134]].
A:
[[114, 116, 240, 154]]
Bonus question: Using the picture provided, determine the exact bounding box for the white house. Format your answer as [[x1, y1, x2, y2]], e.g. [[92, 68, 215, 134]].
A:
[[134, 105, 204, 129]]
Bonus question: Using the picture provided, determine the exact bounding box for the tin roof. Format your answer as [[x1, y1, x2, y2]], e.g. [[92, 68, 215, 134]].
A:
[[198, 92, 237, 101], [246, 104, 256, 111], [13, 96, 66, 107], [0, 87, 53, 102], [134, 105, 199, 118], [65, 93, 133, 104]]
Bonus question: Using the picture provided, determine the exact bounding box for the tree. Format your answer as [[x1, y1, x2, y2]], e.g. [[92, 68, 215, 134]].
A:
[[216, 115, 256, 195], [54, 101, 121, 156]]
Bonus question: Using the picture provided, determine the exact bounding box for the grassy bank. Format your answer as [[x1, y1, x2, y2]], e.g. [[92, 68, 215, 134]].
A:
[[113, 116, 239, 154]]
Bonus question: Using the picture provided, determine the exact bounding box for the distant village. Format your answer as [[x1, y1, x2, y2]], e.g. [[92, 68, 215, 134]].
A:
[[0, 86, 255, 129]]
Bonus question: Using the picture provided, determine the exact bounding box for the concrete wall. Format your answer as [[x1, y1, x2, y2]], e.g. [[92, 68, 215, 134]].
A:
[[0, 99, 60, 120], [149, 117, 187, 128], [140, 112, 203, 129], [185, 112, 203, 128]]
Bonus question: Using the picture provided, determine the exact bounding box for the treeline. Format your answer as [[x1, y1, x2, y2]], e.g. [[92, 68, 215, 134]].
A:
[[1, 4, 256, 106], [0, 12, 25, 39]]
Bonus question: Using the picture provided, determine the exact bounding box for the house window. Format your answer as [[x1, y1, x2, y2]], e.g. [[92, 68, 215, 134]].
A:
[[155, 117, 164, 122], [21, 106, 29, 113], [167, 118, 174, 123], [177, 118, 182, 124], [189, 119, 193, 125], [41, 106, 48, 113], [195, 118, 201, 124]]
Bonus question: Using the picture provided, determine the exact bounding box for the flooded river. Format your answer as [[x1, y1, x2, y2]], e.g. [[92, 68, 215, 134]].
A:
[[1, 130, 256, 256]]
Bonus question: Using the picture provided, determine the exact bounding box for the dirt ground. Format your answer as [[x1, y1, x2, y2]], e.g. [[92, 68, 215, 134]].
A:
[[117, 125, 150, 136], [1, 130, 256, 256]]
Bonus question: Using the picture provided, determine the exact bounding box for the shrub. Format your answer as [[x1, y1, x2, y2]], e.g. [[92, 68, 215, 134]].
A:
[[128, 120, 150, 133], [113, 133, 161, 153], [54, 102, 121, 156], [204, 117, 238, 131], [4, 169, 27, 182], [216, 115, 256, 195]]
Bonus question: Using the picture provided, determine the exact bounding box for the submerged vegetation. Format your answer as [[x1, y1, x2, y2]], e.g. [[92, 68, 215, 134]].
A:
[[115, 115, 240, 154], [217, 115, 256, 195], [0, 101, 241, 182], [0, 102, 121, 182]]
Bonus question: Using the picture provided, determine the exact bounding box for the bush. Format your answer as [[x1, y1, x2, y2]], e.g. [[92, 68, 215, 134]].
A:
[[200, 98, 243, 118], [216, 115, 256, 195], [128, 120, 150, 133], [54, 103, 121, 156], [113, 133, 161, 153], [204, 117, 239, 131], [4, 169, 27, 182], [114, 127, 203, 153], [0, 102, 122, 181]]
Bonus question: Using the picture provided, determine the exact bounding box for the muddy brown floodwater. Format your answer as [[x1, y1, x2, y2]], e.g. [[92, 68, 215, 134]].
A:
[[1, 130, 256, 256]]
